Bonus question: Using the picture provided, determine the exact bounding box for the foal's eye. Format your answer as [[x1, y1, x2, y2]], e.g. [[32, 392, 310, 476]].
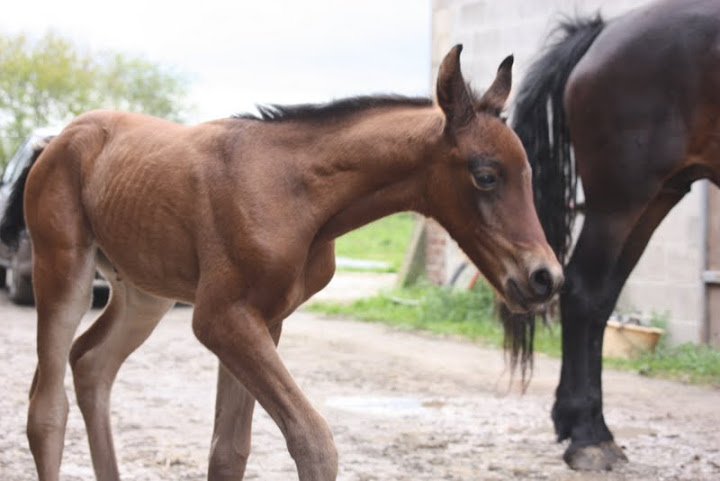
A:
[[472, 170, 498, 190]]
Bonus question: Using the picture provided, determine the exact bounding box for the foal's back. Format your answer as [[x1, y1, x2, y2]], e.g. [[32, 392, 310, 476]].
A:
[[27, 111, 247, 301]]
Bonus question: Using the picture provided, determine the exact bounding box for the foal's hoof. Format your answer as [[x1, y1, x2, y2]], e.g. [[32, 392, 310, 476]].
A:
[[564, 441, 627, 471]]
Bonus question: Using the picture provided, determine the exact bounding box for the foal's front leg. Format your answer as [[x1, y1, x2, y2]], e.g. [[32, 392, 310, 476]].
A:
[[194, 302, 337, 481], [207, 364, 256, 480], [207, 323, 283, 480]]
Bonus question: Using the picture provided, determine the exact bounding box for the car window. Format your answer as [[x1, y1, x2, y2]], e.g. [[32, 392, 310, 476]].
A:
[[2, 139, 33, 186]]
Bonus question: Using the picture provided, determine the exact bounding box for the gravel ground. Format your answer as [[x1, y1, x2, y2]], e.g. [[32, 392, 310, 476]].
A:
[[1, 280, 719, 480]]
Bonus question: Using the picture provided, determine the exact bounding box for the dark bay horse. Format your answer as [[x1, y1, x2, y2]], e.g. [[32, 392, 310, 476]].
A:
[[0, 46, 562, 480], [512, 0, 720, 471]]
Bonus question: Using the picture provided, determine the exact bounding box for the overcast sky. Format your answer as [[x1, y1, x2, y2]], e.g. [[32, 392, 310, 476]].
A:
[[1, 0, 432, 123]]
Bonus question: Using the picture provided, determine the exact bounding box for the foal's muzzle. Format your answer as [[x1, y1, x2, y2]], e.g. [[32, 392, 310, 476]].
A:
[[505, 266, 563, 312], [530, 267, 554, 299]]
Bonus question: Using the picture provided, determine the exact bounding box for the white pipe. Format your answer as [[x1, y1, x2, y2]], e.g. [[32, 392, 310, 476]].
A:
[[699, 179, 709, 344]]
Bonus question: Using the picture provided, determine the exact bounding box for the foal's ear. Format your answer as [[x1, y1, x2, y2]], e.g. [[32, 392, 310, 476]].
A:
[[475, 55, 513, 116], [436, 44, 475, 130]]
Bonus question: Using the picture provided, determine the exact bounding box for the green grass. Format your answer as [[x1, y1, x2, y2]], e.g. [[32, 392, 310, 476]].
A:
[[605, 344, 720, 385], [307, 281, 720, 386], [309, 286, 564, 358], [334, 213, 415, 272], [308, 283, 493, 337], [308, 281, 561, 350]]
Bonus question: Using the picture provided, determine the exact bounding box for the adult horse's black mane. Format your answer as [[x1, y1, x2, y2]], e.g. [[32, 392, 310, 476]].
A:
[[501, 13, 607, 393], [512, 14, 605, 265], [235, 95, 433, 123]]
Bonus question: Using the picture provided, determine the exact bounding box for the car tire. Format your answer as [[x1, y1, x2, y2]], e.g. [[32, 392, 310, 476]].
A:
[[7, 254, 33, 305], [0, 266, 6, 288]]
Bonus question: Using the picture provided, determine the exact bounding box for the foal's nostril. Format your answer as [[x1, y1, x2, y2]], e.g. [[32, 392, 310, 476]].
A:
[[529, 268, 553, 299]]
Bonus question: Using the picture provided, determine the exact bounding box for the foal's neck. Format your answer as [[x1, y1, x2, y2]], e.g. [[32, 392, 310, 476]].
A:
[[311, 106, 444, 241]]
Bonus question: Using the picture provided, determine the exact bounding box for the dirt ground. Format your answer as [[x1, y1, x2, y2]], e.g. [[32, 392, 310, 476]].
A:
[[1, 275, 719, 480]]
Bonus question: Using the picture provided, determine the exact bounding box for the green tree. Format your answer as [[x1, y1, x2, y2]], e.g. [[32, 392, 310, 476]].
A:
[[0, 31, 190, 165], [99, 53, 188, 121]]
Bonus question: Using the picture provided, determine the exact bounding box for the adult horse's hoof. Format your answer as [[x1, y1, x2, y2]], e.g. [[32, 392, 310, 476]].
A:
[[564, 441, 627, 471], [601, 440, 628, 463]]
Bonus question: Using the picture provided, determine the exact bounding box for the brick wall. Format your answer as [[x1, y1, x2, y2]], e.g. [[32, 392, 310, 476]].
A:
[[424, 219, 447, 285], [430, 0, 705, 344]]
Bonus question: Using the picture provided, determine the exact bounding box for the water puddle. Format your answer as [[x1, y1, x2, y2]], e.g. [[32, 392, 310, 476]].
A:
[[325, 396, 445, 417]]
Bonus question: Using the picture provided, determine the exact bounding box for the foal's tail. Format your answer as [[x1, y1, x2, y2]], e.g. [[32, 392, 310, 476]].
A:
[[0, 140, 50, 249], [503, 15, 605, 387], [512, 15, 605, 264]]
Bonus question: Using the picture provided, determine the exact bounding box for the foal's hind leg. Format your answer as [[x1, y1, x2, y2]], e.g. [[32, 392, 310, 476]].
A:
[[69, 279, 174, 481], [27, 245, 96, 481]]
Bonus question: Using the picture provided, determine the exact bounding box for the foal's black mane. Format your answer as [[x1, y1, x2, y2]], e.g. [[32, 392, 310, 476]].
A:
[[234, 95, 433, 123]]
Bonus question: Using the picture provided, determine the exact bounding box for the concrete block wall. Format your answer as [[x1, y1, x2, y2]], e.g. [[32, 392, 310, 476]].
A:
[[430, 0, 705, 344], [432, 0, 652, 94], [616, 184, 705, 343]]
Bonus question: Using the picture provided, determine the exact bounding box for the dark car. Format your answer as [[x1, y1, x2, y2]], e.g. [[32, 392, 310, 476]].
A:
[[0, 129, 108, 305]]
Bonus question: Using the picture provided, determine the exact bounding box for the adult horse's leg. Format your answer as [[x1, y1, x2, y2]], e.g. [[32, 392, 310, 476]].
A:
[[207, 324, 283, 481], [556, 188, 686, 470], [193, 301, 337, 481], [553, 53, 699, 467], [27, 246, 96, 481], [69, 278, 174, 480]]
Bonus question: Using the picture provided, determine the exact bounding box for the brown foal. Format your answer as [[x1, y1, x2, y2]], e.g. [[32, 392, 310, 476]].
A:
[[10, 45, 561, 480]]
